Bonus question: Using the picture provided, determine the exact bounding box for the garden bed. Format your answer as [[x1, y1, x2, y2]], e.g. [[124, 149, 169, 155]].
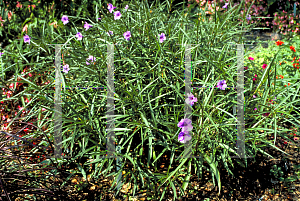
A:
[[1, 1, 300, 200], [1, 118, 299, 200]]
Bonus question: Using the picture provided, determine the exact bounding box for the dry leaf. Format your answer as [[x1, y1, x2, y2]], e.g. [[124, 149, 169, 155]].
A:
[[120, 182, 131, 194], [89, 184, 98, 190], [71, 178, 78, 184]]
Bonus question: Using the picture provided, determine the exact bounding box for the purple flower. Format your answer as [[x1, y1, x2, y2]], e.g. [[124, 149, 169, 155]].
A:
[[185, 93, 197, 106], [222, 3, 229, 8], [253, 95, 256, 98], [63, 64, 70, 73], [178, 131, 192, 143], [108, 3, 116, 13], [158, 33, 166, 43], [98, 18, 101, 20], [178, 118, 192, 128], [178, 132, 185, 142], [246, 15, 251, 21], [61, 15, 69, 25], [182, 125, 193, 134], [178, 118, 193, 134], [86, 55, 96, 65], [114, 11, 122, 20], [76, 32, 83, 40], [23, 35, 31, 44], [0, 52, 3, 57], [123, 31, 131, 41], [125, 5, 129, 10], [216, 80, 227, 90], [254, 108, 257, 110], [84, 21, 93, 31], [107, 31, 113, 36]]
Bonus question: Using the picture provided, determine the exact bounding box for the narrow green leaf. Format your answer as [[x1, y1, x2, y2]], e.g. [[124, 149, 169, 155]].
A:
[[182, 159, 191, 192], [203, 153, 221, 195], [157, 158, 188, 190], [76, 163, 87, 182], [123, 153, 136, 169], [169, 179, 177, 199]]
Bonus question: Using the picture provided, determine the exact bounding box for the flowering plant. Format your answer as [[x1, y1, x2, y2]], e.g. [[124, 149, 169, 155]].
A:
[[1, 0, 298, 200], [242, 35, 300, 147], [177, 93, 198, 143]]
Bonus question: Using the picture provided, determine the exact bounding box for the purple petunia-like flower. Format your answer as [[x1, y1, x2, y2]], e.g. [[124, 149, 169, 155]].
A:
[[108, 3, 116, 13], [222, 3, 229, 8], [158, 33, 166, 43], [76, 32, 83, 40], [125, 5, 129, 10], [182, 125, 193, 134], [123, 31, 131, 41], [177, 118, 193, 143], [23, 35, 31, 44], [0, 52, 3, 57], [216, 80, 227, 90], [114, 11, 122, 20], [178, 118, 192, 128], [178, 131, 192, 143], [84, 21, 93, 31], [61, 15, 69, 25], [178, 118, 193, 133], [86, 55, 96, 65], [185, 93, 198, 106], [246, 15, 251, 21], [177, 91, 198, 143], [107, 31, 113, 36], [63, 64, 70, 73]]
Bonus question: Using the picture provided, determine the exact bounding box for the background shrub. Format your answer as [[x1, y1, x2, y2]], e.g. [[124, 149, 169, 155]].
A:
[[187, 0, 300, 38]]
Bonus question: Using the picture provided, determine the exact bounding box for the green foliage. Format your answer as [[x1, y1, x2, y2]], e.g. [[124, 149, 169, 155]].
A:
[[244, 35, 300, 128], [270, 164, 285, 181], [1, 0, 300, 200], [188, 0, 300, 38], [270, 161, 299, 189], [0, 0, 100, 48]]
